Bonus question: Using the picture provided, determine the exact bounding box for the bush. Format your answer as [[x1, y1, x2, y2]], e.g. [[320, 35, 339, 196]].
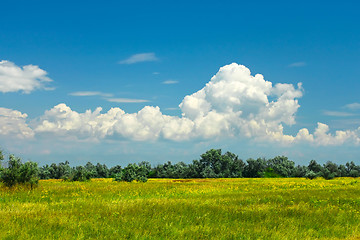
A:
[[262, 167, 282, 178], [305, 171, 319, 180]]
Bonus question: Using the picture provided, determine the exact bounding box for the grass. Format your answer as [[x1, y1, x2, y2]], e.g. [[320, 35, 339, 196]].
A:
[[1, 178, 360, 239]]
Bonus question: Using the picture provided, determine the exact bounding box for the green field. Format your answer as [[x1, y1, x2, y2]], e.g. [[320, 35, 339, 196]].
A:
[[1, 178, 360, 239]]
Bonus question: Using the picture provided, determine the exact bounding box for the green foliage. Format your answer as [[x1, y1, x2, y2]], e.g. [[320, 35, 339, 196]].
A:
[[321, 168, 335, 180], [305, 170, 319, 180], [116, 163, 148, 182], [308, 160, 323, 173], [0, 154, 39, 188], [70, 166, 91, 181], [243, 158, 267, 178], [2, 147, 360, 182], [262, 167, 282, 178], [109, 165, 122, 177], [267, 156, 295, 177]]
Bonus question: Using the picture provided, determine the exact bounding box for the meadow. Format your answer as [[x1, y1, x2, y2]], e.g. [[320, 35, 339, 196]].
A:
[[1, 178, 360, 240]]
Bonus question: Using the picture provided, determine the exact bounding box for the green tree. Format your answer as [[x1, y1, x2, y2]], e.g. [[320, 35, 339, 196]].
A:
[[0, 154, 39, 188], [109, 165, 122, 177], [308, 160, 323, 173], [117, 163, 148, 182], [71, 166, 91, 181], [267, 156, 295, 177], [243, 158, 267, 178]]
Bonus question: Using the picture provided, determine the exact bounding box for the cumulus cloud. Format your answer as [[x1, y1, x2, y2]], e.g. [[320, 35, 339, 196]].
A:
[[0, 60, 53, 93], [4, 63, 360, 146], [119, 53, 158, 64], [0, 107, 34, 139]]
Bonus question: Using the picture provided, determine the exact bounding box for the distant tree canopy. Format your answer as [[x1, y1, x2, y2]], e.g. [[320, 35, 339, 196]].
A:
[[1, 148, 360, 184]]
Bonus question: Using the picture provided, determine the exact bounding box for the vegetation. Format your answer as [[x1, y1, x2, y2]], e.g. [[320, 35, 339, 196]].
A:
[[35, 149, 360, 180], [2, 149, 360, 185], [1, 178, 360, 239], [0, 150, 39, 188]]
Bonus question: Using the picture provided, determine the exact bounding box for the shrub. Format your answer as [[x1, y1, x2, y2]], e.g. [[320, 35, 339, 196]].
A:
[[305, 171, 318, 180]]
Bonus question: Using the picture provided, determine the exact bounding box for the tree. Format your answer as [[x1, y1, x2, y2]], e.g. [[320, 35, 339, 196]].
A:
[[48, 161, 72, 180], [109, 165, 122, 177], [96, 163, 109, 178], [292, 165, 309, 177], [0, 150, 4, 174], [0, 154, 39, 188], [243, 158, 267, 178], [84, 162, 97, 178], [116, 163, 148, 182], [267, 156, 295, 177], [308, 160, 323, 173], [322, 161, 339, 179], [71, 166, 91, 181]]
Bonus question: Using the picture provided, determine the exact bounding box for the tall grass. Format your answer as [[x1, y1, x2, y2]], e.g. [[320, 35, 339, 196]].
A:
[[1, 178, 360, 239]]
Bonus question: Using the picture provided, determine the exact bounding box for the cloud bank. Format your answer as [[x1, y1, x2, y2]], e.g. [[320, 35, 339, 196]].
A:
[[0, 60, 53, 93], [1, 63, 360, 146]]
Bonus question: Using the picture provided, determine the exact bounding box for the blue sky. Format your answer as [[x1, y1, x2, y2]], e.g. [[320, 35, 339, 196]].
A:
[[1, 0, 360, 166]]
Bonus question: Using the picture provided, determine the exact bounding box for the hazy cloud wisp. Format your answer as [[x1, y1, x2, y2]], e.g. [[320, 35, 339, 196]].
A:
[[69, 91, 113, 97], [119, 53, 158, 64]]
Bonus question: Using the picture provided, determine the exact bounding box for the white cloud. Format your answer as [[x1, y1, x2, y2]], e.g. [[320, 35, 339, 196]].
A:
[[106, 98, 150, 103], [179, 63, 303, 141], [345, 102, 360, 110], [288, 62, 306, 67], [0, 107, 34, 139], [119, 53, 158, 64], [162, 80, 179, 84], [69, 91, 113, 97], [0, 60, 53, 93], [4, 63, 360, 146], [313, 122, 353, 146]]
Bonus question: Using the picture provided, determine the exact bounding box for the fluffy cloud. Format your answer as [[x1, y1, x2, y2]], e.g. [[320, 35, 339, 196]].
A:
[[179, 63, 303, 140], [3, 63, 360, 146], [0, 108, 34, 139], [0, 60, 53, 93], [34, 104, 192, 141]]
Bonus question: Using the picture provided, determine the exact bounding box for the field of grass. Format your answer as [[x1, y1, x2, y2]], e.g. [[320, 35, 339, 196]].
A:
[[1, 178, 360, 239]]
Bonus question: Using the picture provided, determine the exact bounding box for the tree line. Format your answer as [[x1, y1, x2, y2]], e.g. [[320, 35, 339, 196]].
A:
[[1, 149, 360, 187]]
